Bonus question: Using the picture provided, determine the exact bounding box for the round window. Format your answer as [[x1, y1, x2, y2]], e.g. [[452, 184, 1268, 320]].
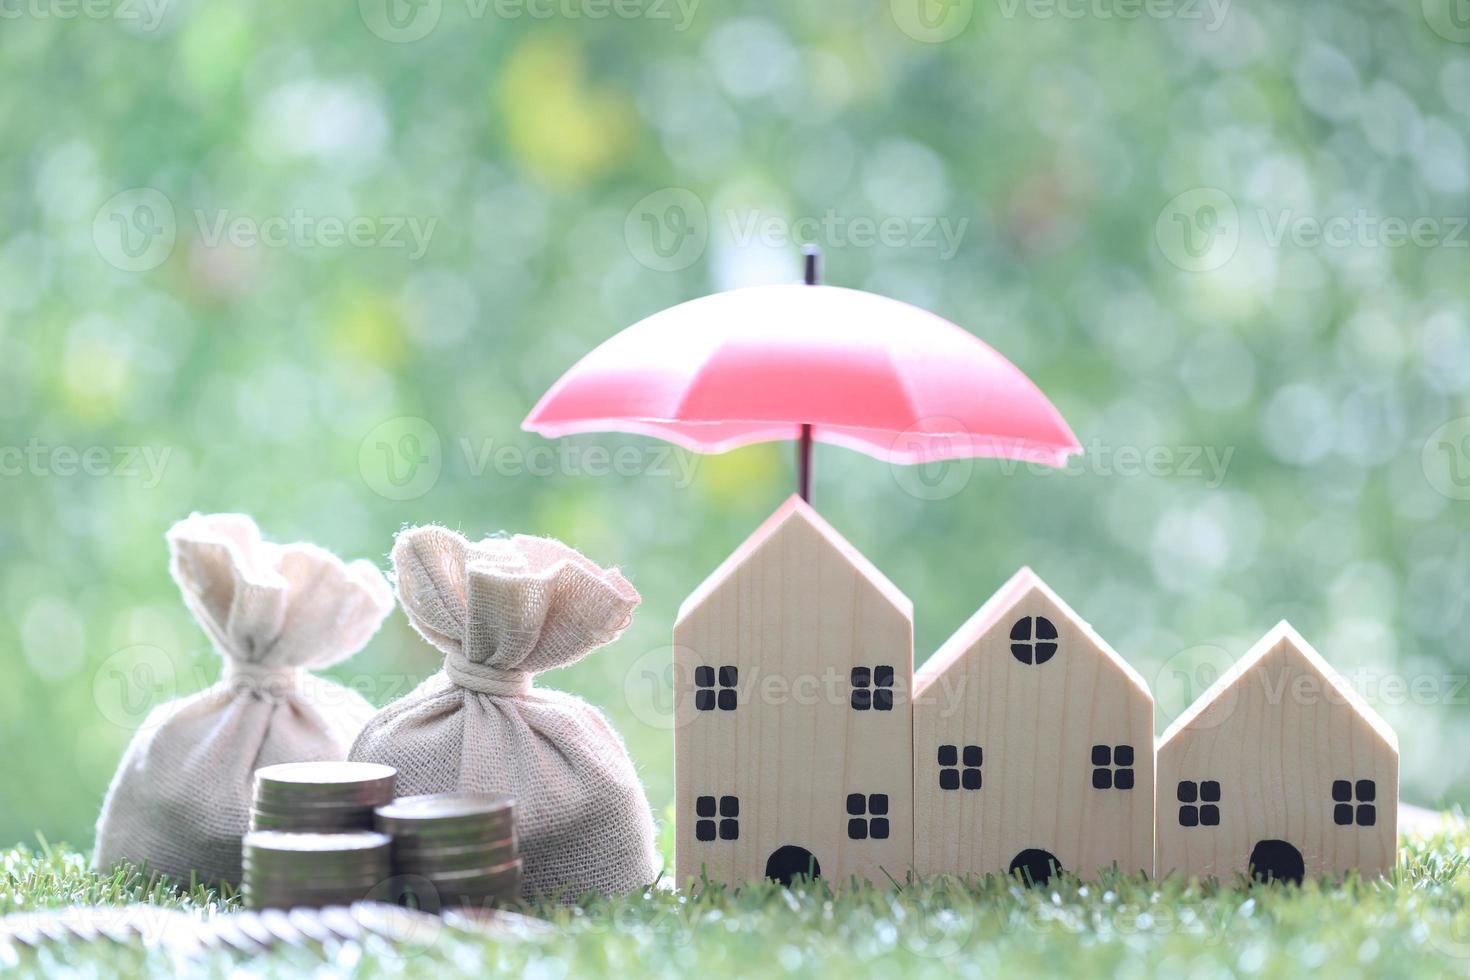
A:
[[1009, 616, 1058, 665]]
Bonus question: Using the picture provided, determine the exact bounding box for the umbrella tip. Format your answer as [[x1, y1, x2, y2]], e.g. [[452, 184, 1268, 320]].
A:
[[802, 244, 820, 286]]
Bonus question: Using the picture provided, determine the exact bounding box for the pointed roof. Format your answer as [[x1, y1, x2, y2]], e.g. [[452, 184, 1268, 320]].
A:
[[915, 566, 1150, 697], [676, 495, 912, 626], [1159, 620, 1398, 752]]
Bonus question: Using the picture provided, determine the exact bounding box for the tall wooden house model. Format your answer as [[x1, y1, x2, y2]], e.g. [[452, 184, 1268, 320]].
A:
[[673, 496, 914, 886]]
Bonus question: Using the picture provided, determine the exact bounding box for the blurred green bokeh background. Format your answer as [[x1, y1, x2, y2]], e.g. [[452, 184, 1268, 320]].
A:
[[3, 0, 1469, 852]]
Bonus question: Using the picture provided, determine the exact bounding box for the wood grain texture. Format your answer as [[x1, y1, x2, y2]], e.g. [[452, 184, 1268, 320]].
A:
[[673, 496, 914, 888], [913, 568, 1155, 880], [1155, 622, 1398, 882]]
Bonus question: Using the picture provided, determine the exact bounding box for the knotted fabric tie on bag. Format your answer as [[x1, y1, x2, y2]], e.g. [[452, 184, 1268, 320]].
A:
[[93, 514, 394, 886], [349, 526, 660, 901]]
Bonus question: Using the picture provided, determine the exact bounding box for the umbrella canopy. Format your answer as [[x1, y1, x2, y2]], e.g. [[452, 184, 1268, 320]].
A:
[[524, 258, 1081, 497]]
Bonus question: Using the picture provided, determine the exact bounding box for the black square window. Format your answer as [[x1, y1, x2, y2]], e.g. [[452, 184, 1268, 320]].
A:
[[1333, 779, 1377, 826], [695, 664, 738, 711], [1009, 615, 1059, 665], [1178, 780, 1221, 827], [846, 794, 891, 840], [695, 795, 738, 842], [852, 665, 895, 711], [1092, 744, 1135, 791], [938, 743, 982, 792]]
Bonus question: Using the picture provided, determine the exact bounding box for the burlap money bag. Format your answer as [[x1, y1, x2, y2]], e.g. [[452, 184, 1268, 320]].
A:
[[94, 513, 393, 886], [349, 526, 659, 900]]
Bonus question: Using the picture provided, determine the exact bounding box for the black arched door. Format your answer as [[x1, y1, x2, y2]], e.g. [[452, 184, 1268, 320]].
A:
[[765, 845, 822, 886], [1009, 848, 1063, 885], [1249, 840, 1305, 884]]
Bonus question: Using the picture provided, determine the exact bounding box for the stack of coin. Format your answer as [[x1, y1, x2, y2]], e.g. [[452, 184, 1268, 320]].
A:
[[250, 762, 396, 832], [241, 831, 391, 910], [375, 793, 520, 909]]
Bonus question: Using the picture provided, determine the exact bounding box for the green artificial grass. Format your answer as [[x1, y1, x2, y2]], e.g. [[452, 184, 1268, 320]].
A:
[[6, 831, 1470, 977]]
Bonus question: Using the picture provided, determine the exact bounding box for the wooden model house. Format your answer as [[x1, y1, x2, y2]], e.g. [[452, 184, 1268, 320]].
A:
[[673, 496, 915, 887], [1156, 622, 1398, 883], [912, 568, 1156, 882]]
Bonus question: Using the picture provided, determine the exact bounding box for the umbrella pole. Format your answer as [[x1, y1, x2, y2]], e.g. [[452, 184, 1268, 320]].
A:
[[799, 245, 819, 504], [798, 423, 813, 503]]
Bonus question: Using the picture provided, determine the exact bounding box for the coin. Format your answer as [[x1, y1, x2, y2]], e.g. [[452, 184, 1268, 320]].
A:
[[242, 831, 392, 911], [251, 763, 396, 835], [373, 793, 521, 906]]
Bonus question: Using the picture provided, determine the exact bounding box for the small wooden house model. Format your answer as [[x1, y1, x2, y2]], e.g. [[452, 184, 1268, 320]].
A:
[[1155, 622, 1398, 883], [673, 496, 914, 887], [912, 568, 1155, 881]]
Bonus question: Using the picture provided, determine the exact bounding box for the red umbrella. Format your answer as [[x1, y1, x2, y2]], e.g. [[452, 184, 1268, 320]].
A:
[[524, 251, 1081, 500]]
